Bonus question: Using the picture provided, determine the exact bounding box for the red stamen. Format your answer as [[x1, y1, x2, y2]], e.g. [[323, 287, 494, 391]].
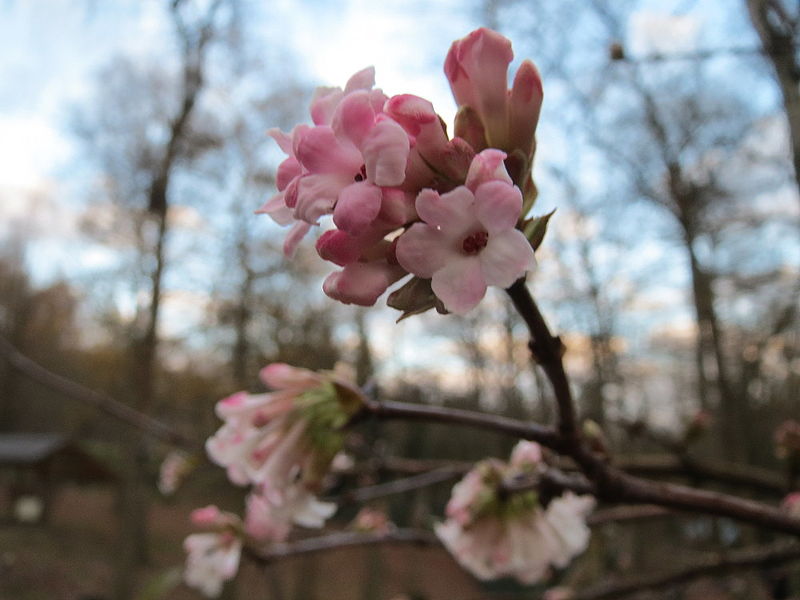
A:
[[462, 230, 489, 254]]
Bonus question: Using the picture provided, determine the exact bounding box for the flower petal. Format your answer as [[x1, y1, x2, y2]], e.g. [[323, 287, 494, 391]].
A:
[[316, 229, 364, 266], [479, 229, 535, 288], [395, 223, 452, 278], [377, 188, 416, 229], [332, 90, 376, 149], [255, 192, 293, 226], [361, 119, 410, 186], [294, 173, 348, 223], [259, 363, 319, 390], [323, 262, 405, 306], [465, 149, 512, 191], [415, 187, 477, 234], [276, 157, 302, 191], [344, 66, 375, 93], [431, 256, 486, 314], [508, 59, 543, 156], [268, 128, 294, 155], [310, 87, 344, 126], [294, 126, 361, 175], [333, 181, 383, 235], [283, 221, 312, 258], [474, 180, 523, 234]]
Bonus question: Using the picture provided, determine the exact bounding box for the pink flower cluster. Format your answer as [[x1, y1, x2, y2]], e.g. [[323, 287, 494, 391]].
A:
[[436, 441, 594, 584], [262, 28, 542, 315], [185, 363, 364, 596]]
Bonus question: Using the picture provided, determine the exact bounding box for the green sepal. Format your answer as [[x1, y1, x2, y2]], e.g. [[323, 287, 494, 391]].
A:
[[332, 380, 366, 416], [387, 276, 447, 321], [520, 174, 539, 217], [522, 209, 556, 251]]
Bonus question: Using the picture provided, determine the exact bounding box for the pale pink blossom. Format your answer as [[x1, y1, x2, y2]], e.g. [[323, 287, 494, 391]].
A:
[[205, 363, 364, 490], [352, 507, 394, 534], [261, 68, 411, 246], [384, 94, 475, 186], [245, 484, 336, 543], [396, 150, 535, 314], [322, 260, 407, 306], [158, 450, 193, 495], [183, 506, 243, 598], [444, 27, 543, 155], [436, 443, 594, 584], [509, 440, 543, 470]]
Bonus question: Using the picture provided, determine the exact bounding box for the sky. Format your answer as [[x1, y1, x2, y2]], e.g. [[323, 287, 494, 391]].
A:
[[1, 0, 795, 403], [0, 0, 470, 275], [0, 0, 713, 278]]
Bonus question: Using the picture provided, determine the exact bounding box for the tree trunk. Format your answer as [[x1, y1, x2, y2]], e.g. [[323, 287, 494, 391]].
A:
[[683, 229, 744, 460], [746, 0, 800, 200]]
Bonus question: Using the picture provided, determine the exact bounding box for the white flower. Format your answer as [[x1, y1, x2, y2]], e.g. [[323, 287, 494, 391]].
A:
[[183, 532, 242, 598], [245, 483, 337, 543], [436, 442, 594, 584], [158, 450, 193, 495], [182, 506, 243, 598]]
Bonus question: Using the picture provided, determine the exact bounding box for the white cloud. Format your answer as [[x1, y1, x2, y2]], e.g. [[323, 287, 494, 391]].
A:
[[0, 115, 70, 191], [629, 12, 700, 56]]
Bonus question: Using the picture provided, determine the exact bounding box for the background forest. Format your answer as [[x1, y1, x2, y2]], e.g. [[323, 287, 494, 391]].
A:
[[0, 1, 798, 599]]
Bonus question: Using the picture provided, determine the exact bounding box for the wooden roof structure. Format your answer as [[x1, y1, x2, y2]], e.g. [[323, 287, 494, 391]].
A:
[[0, 432, 116, 484]]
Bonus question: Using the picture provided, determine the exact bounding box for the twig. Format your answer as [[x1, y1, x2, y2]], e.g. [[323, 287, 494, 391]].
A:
[[362, 397, 562, 450], [609, 470, 800, 536], [572, 540, 800, 600], [617, 454, 788, 496], [0, 334, 196, 449], [501, 468, 595, 497], [587, 504, 671, 526], [378, 456, 472, 475], [331, 467, 463, 505], [613, 417, 685, 454], [251, 529, 439, 562], [506, 278, 579, 439]]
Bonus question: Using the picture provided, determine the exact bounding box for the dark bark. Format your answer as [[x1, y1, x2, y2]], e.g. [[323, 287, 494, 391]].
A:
[[746, 0, 800, 199]]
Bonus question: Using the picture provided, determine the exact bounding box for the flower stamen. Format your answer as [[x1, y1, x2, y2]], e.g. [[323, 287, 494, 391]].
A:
[[462, 230, 489, 254]]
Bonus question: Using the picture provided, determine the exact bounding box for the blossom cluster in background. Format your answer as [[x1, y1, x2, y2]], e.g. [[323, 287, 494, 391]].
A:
[[436, 441, 595, 583], [184, 363, 364, 596], [261, 28, 543, 315]]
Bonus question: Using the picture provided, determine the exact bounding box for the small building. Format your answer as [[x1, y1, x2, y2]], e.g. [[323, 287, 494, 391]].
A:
[[0, 433, 115, 524]]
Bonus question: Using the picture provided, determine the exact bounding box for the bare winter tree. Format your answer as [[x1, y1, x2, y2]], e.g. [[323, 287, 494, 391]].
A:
[[746, 0, 800, 198]]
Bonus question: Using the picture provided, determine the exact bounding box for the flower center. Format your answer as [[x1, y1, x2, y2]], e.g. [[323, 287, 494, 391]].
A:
[[462, 230, 489, 255], [353, 164, 367, 182]]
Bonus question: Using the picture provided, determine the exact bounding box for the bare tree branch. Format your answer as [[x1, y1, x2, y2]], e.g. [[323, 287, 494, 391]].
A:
[[360, 397, 562, 449], [572, 540, 800, 600], [331, 467, 463, 505], [250, 529, 439, 563], [0, 333, 196, 449]]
